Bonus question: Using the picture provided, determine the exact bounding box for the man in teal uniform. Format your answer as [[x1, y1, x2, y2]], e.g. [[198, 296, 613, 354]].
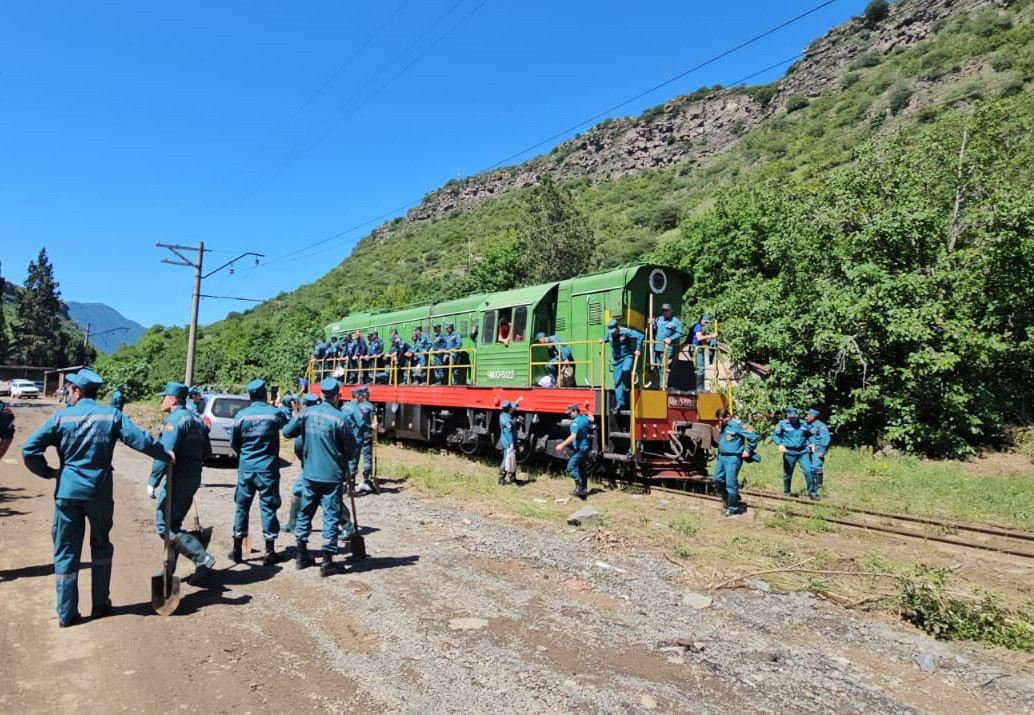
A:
[[147, 382, 216, 584], [187, 385, 204, 415], [431, 324, 447, 384], [109, 383, 126, 411], [283, 377, 357, 577], [228, 378, 291, 565], [690, 314, 718, 392], [22, 369, 171, 627], [535, 332, 573, 387], [282, 392, 320, 533], [805, 408, 831, 489], [649, 303, 683, 388], [443, 323, 463, 384], [348, 387, 379, 495], [556, 404, 591, 499], [712, 408, 758, 516], [406, 326, 431, 384], [772, 407, 816, 499], [602, 319, 643, 412], [497, 400, 519, 485]]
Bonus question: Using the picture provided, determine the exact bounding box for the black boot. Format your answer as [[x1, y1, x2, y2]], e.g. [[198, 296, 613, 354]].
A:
[[296, 544, 315, 569], [366, 473, 381, 495], [498, 470, 507, 485], [507, 472, 517, 484], [262, 540, 279, 566], [228, 537, 243, 564], [319, 552, 335, 578]]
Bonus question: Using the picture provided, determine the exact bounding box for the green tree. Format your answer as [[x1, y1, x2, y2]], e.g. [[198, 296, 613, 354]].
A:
[[14, 248, 68, 367], [863, 0, 890, 29], [0, 262, 8, 362], [517, 174, 597, 283]]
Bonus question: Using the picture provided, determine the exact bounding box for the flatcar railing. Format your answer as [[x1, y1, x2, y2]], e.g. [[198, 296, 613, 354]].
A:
[[309, 348, 476, 387]]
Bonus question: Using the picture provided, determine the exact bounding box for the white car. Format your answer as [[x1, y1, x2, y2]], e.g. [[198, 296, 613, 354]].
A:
[[10, 379, 41, 398]]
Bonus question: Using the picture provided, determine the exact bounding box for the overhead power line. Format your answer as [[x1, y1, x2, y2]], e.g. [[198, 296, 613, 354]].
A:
[[256, 2, 836, 267]]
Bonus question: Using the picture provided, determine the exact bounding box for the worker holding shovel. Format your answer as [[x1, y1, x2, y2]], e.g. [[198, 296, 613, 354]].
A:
[[147, 382, 216, 585]]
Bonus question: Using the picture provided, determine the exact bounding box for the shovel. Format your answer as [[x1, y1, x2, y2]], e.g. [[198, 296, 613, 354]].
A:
[[151, 463, 181, 615], [347, 473, 368, 560], [189, 500, 213, 550]]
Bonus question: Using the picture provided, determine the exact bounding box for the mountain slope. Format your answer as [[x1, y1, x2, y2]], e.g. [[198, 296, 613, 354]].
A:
[[66, 302, 147, 354]]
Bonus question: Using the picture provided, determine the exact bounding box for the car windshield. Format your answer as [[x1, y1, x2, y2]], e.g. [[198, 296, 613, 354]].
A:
[[211, 398, 249, 419]]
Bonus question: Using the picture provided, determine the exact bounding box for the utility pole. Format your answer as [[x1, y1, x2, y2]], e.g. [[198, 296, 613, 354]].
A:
[[83, 322, 91, 349], [158, 243, 264, 386]]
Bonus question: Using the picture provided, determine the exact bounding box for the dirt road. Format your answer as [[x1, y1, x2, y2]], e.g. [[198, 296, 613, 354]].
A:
[[2, 399, 1033, 713]]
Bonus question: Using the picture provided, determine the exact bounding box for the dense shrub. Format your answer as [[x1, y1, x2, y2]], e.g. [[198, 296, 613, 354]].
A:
[[785, 95, 810, 113], [863, 0, 890, 29]]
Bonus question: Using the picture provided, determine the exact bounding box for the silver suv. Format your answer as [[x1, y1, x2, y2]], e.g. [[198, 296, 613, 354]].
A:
[[199, 393, 250, 460]]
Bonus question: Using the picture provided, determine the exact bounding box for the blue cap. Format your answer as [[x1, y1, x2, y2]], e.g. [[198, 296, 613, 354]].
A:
[[330, 335, 338, 341], [661, 303, 673, 311], [188, 385, 201, 395], [785, 407, 799, 417], [158, 382, 188, 400], [432, 323, 441, 329], [606, 319, 618, 330], [701, 313, 712, 322], [806, 408, 820, 417], [445, 323, 454, 329], [535, 332, 546, 340], [319, 377, 340, 394], [566, 403, 580, 413], [246, 378, 266, 396], [501, 400, 512, 409], [359, 387, 370, 396], [67, 369, 103, 390], [351, 388, 363, 397], [302, 393, 321, 406]]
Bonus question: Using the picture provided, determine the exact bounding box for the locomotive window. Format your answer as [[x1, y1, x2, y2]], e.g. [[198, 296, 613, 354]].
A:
[[482, 313, 495, 345], [497, 307, 512, 343], [649, 268, 668, 294], [512, 307, 527, 342]]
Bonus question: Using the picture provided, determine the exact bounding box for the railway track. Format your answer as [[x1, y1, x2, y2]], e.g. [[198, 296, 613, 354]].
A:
[[646, 484, 1034, 560]]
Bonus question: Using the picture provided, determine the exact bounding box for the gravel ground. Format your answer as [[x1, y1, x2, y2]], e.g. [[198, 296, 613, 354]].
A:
[[1, 400, 1033, 713]]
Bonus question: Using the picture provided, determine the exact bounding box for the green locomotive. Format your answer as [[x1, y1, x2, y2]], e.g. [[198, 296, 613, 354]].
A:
[[319, 263, 730, 480]]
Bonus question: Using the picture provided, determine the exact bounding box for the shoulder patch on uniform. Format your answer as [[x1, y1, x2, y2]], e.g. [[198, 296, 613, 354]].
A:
[[163, 423, 175, 431]]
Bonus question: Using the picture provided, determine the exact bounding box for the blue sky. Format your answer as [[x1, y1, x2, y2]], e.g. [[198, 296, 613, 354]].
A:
[[1, 0, 861, 330]]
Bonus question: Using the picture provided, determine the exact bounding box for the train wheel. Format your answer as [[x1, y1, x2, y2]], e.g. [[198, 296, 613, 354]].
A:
[[458, 437, 480, 457]]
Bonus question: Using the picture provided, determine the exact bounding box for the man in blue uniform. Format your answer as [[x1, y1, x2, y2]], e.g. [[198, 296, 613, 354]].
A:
[[535, 332, 573, 387], [361, 332, 383, 384], [348, 332, 367, 384], [109, 383, 126, 411], [772, 407, 816, 499], [388, 332, 410, 384], [228, 378, 291, 565], [312, 340, 326, 379], [712, 407, 759, 516], [556, 404, 591, 499], [283, 377, 357, 577], [601, 319, 643, 412], [282, 392, 319, 533], [22, 369, 172, 627], [805, 408, 831, 489], [187, 385, 204, 415], [650, 303, 683, 388], [406, 326, 431, 384], [443, 323, 463, 384], [349, 387, 379, 495], [690, 314, 718, 392], [497, 398, 523, 485], [0, 399, 15, 459], [147, 382, 216, 584], [431, 324, 448, 384]]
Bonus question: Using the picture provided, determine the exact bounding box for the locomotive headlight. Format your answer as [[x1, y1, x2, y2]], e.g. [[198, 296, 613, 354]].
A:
[[649, 268, 667, 294]]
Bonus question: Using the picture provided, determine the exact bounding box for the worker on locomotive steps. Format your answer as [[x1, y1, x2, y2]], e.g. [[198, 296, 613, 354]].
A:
[[22, 368, 173, 627], [148, 382, 217, 586], [228, 378, 291, 566], [713, 407, 758, 517], [283, 377, 357, 577], [772, 407, 817, 500], [601, 318, 643, 413], [649, 303, 683, 389]]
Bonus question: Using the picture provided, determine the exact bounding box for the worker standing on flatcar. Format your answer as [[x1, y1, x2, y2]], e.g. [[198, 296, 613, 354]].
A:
[[556, 404, 591, 499], [601, 319, 643, 413], [430, 324, 447, 384], [311, 340, 326, 380], [443, 323, 463, 384], [406, 326, 431, 384], [649, 303, 683, 389], [348, 332, 366, 385], [772, 407, 816, 500], [389, 332, 410, 384], [690, 314, 719, 392], [713, 407, 758, 517], [805, 408, 831, 490]]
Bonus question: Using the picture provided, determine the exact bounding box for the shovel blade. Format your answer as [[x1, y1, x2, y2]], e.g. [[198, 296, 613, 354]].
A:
[[350, 533, 367, 560], [151, 571, 182, 615], [190, 526, 214, 550]]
